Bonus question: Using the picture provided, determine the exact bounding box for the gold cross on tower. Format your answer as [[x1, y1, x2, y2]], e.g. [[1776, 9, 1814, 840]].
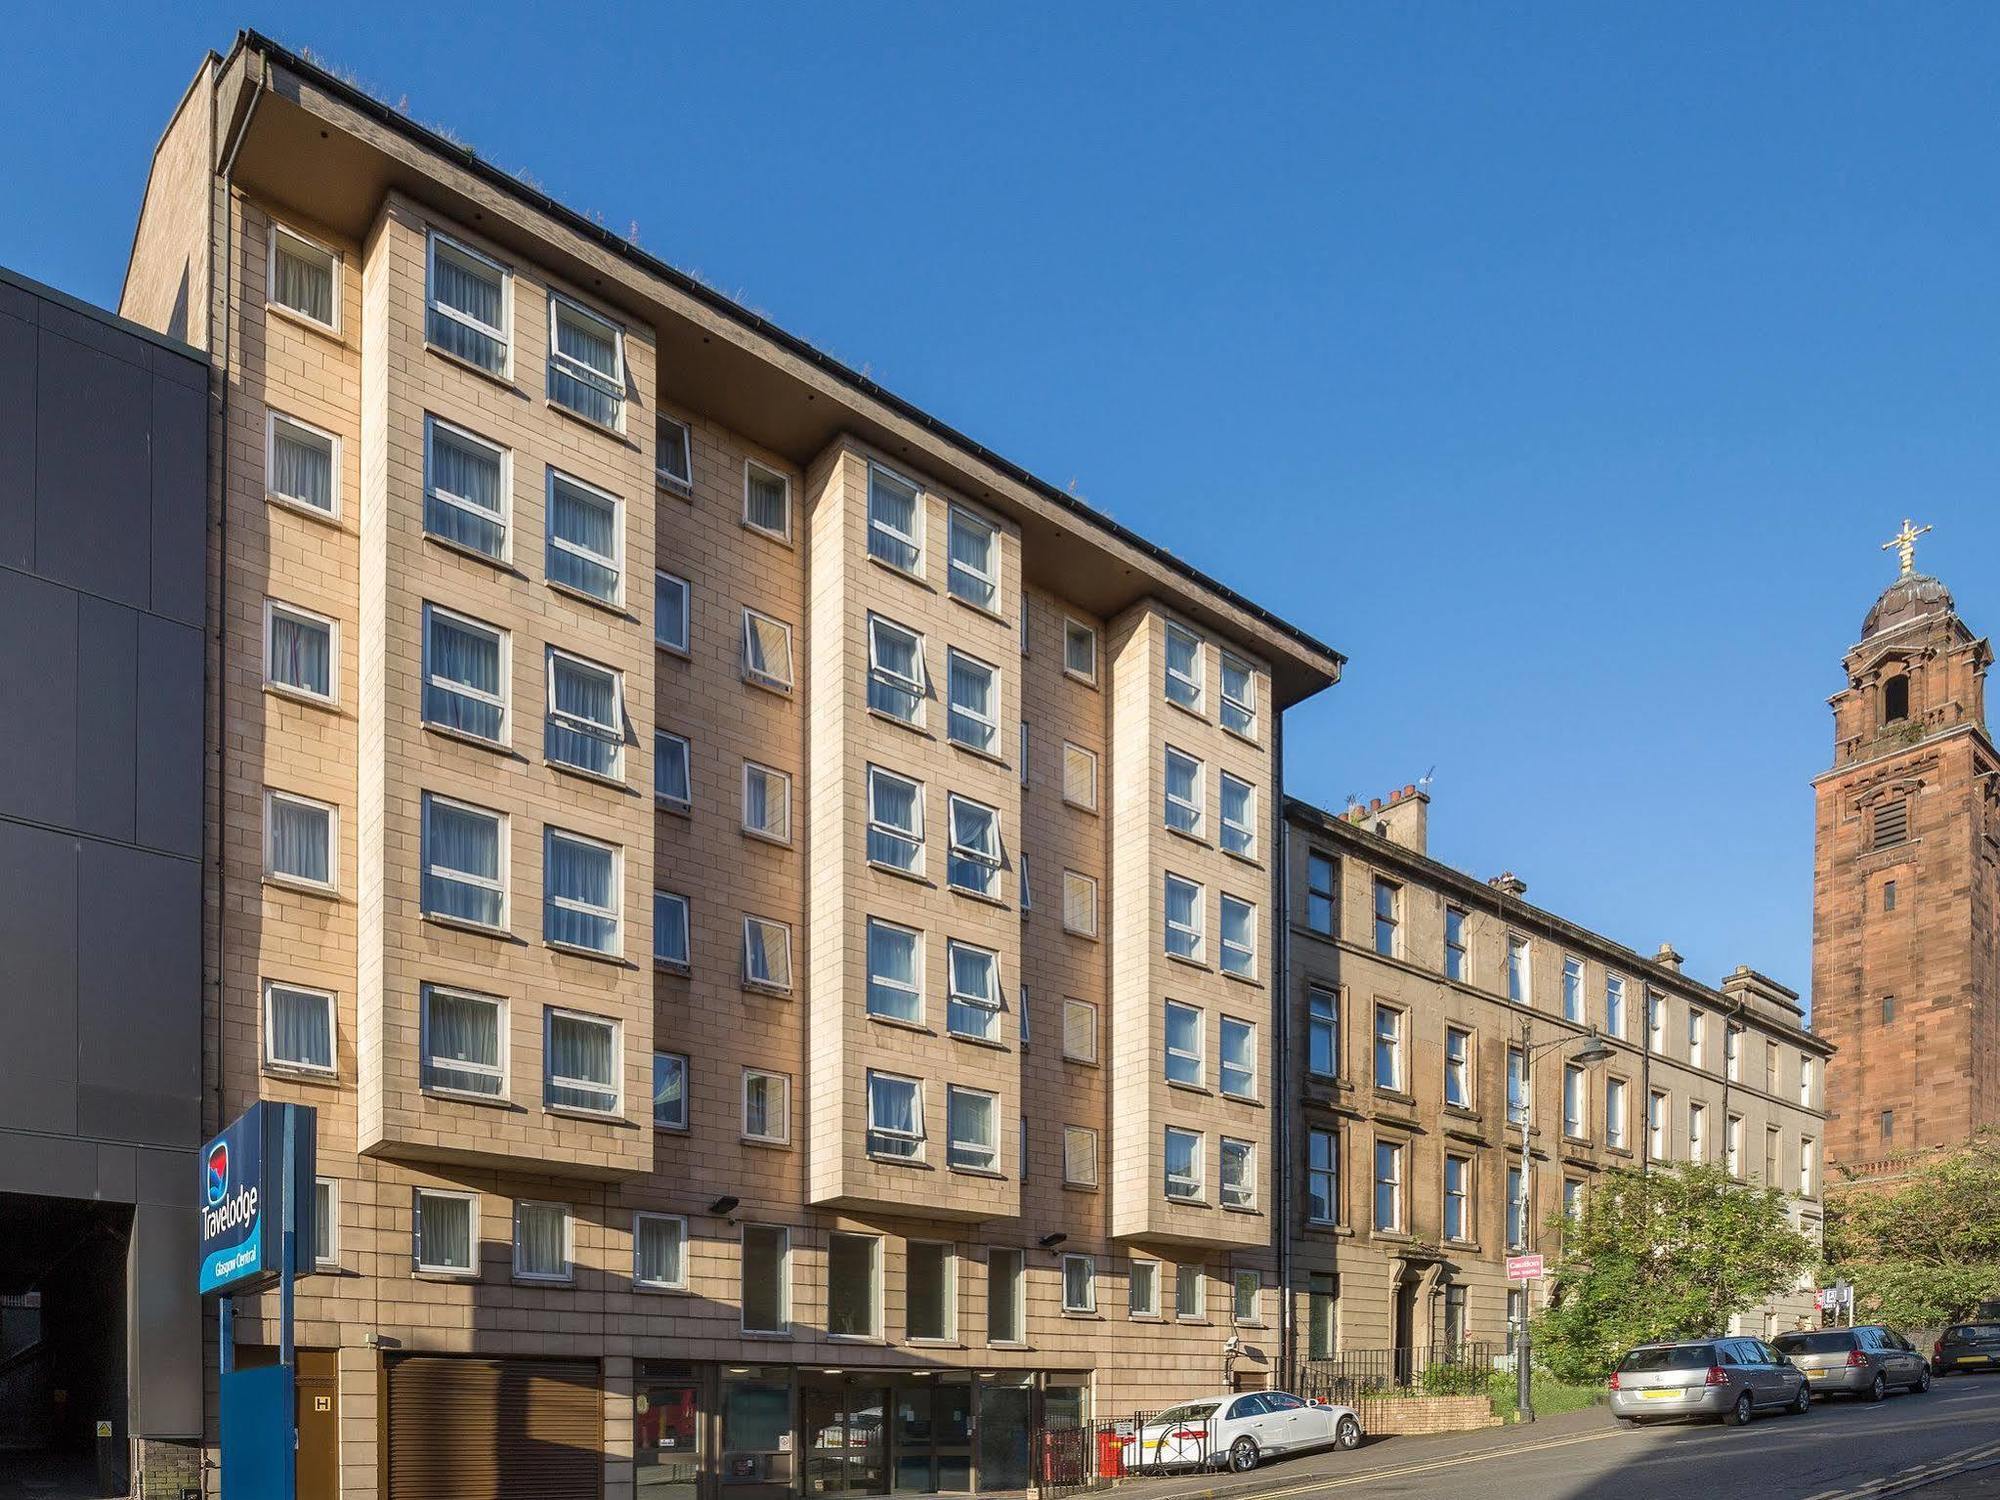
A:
[[1881, 518, 1932, 577]]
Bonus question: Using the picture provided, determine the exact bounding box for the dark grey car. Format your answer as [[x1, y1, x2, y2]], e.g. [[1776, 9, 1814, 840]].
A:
[[1609, 1338, 1811, 1425], [1773, 1326, 1930, 1401]]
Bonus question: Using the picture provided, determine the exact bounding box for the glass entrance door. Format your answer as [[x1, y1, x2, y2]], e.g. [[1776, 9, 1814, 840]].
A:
[[891, 1382, 971, 1493], [973, 1378, 1033, 1493], [803, 1382, 888, 1495]]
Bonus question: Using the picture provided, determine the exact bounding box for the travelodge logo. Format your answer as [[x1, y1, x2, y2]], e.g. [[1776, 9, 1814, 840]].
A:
[[206, 1142, 229, 1206]]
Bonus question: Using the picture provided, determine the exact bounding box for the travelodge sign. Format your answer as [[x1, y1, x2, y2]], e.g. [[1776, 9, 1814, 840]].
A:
[[198, 1102, 317, 1295]]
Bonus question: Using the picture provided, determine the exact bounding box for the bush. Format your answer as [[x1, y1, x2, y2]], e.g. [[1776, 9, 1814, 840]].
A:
[[1419, 1362, 1490, 1397]]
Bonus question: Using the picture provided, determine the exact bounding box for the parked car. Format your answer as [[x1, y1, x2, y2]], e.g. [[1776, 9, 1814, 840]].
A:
[[1121, 1391, 1362, 1473], [1934, 1322, 2000, 1374], [1608, 1337, 1811, 1425], [1772, 1326, 1930, 1400]]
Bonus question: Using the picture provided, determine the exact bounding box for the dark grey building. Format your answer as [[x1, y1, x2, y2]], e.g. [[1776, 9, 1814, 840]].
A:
[[0, 265, 206, 1497]]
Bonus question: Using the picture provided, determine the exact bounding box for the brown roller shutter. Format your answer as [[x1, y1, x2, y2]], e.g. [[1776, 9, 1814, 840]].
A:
[[387, 1356, 602, 1500]]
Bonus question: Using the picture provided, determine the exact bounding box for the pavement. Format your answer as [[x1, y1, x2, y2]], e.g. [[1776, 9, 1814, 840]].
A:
[[1105, 1372, 2000, 1500]]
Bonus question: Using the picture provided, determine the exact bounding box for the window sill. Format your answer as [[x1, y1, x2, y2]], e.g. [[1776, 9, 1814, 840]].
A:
[[421, 720, 513, 757], [1222, 968, 1263, 988], [262, 1062, 340, 1086], [947, 1032, 1010, 1053], [1166, 1079, 1212, 1098], [743, 981, 794, 1000], [654, 958, 692, 977], [826, 1334, 887, 1346], [739, 518, 795, 549], [265, 296, 344, 344], [262, 874, 339, 900], [423, 339, 519, 392], [1060, 797, 1099, 818], [1061, 667, 1100, 691], [1221, 1203, 1262, 1217], [1220, 721, 1260, 751], [656, 797, 692, 818], [266, 491, 343, 528], [262, 681, 340, 712], [866, 1153, 930, 1169], [1061, 925, 1101, 943], [741, 827, 793, 850], [1165, 951, 1211, 974], [742, 672, 795, 699], [1164, 1194, 1208, 1210], [1220, 1090, 1262, 1108], [1165, 824, 1212, 851], [865, 857, 931, 886], [413, 1268, 480, 1283], [653, 1121, 689, 1135], [1060, 1311, 1104, 1321], [545, 939, 625, 966], [422, 1085, 512, 1110], [740, 1135, 794, 1151], [545, 395, 630, 443], [1062, 1055, 1100, 1070], [633, 1282, 693, 1296], [1373, 1088, 1419, 1111], [657, 474, 694, 501], [905, 1338, 964, 1350], [656, 640, 691, 661], [948, 883, 1010, 911], [512, 1275, 575, 1289], [421, 528, 516, 574], [1164, 695, 1211, 729], [865, 705, 931, 738], [737, 1329, 795, 1341], [866, 1013, 934, 1037], [1368, 1230, 1414, 1246], [544, 756, 629, 792], [545, 576, 631, 618], [1060, 1181, 1100, 1194], [947, 736, 1010, 772], [544, 1104, 627, 1125], [949, 1165, 1006, 1180], [421, 911, 511, 941], [866, 552, 930, 590], [1221, 846, 1263, 870]]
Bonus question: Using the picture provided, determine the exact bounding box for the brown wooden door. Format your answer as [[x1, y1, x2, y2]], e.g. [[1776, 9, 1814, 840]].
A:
[[387, 1355, 602, 1500], [295, 1350, 339, 1500]]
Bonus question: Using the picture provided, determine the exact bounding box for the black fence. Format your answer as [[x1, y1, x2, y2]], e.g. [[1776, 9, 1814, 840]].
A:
[[1293, 1342, 1501, 1405], [1035, 1410, 1157, 1498]]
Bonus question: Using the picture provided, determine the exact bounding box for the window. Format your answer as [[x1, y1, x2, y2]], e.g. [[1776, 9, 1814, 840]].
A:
[[1164, 874, 1204, 960], [1506, 935, 1531, 1004], [1061, 1254, 1096, 1314], [864, 765, 925, 873], [653, 890, 690, 970], [1562, 1178, 1585, 1226], [1373, 1005, 1404, 1092], [1882, 994, 1897, 1025], [414, 1189, 476, 1275], [1800, 1137, 1817, 1197], [947, 506, 1000, 611], [1648, 1090, 1669, 1159], [424, 416, 507, 559], [263, 980, 334, 1074], [1725, 1025, 1742, 1081], [1727, 1113, 1745, 1176], [1019, 722, 1030, 788], [1506, 1289, 1527, 1357], [947, 1086, 999, 1172], [741, 608, 795, 692], [1444, 1026, 1471, 1108], [865, 464, 923, 571], [1220, 895, 1256, 977], [1163, 747, 1203, 834], [1307, 1129, 1338, 1224], [741, 1224, 790, 1334], [1062, 617, 1097, 682], [742, 1069, 791, 1144], [654, 732, 692, 810], [421, 604, 506, 743], [656, 413, 692, 493], [908, 1243, 956, 1340], [1220, 1138, 1254, 1209], [1062, 998, 1098, 1063], [1563, 956, 1584, 1022], [1884, 674, 1911, 722], [946, 650, 1000, 755], [514, 1201, 571, 1282], [865, 1071, 924, 1160], [742, 916, 793, 995], [1606, 1077, 1628, 1150], [1799, 1056, 1815, 1108], [1165, 1001, 1204, 1086], [653, 1051, 688, 1131], [1605, 974, 1627, 1038], [1883, 879, 1898, 912], [421, 793, 506, 929], [265, 790, 335, 890], [1443, 1155, 1470, 1242], [988, 1248, 1026, 1342], [1563, 1063, 1586, 1138], [1505, 1165, 1526, 1251], [1765, 1124, 1781, 1186], [545, 1009, 619, 1114], [1505, 1046, 1528, 1127], [1063, 1125, 1099, 1188], [1219, 773, 1256, 858], [867, 615, 925, 723], [1766, 1044, 1779, 1094], [743, 461, 791, 540], [1444, 1283, 1468, 1347], [1372, 878, 1400, 956], [1307, 989, 1339, 1079], [742, 762, 790, 843], [269, 224, 337, 327], [947, 795, 1002, 898], [1872, 796, 1909, 850], [946, 940, 1001, 1041], [1688, 1010, 1706, 1070], [422, 984, 504, 1098], [1444, 907, 1468, 981], [1220, 1017, 1256, 1098], [545, 649, 624, 779], [1308, 1273, 1338, 1359], [1306, 853, 1337, 934], [547, 294, 624, 427], [1129, 1260, 1160, 1318], [314, 1178, 338, 1268], [1062, 743, 1098, 810], [546, 470, 622, 603], [655, 571, 689, 654], [1164, 1127, 1204, 1201], [267, 411, 338, 517], [827, 1233, 881, 1338], [544, 829, 620, 954], [1061, 870, 1098, 937], [1880, 1109, 1894, 1144], [1176, 1263, 1206, 1320], [634, 1212, 688, 1290], [1232, 1269, 1261, 1324], [264, 600, 335, 703], [426, 230, 508, 373], [1220, 653, 1257, 738], [1372, 1141, 1404, 1232], [866, 919, 922, 1023], [1646, 991, 1665, 1054], [1164, 621, 1203, 709]]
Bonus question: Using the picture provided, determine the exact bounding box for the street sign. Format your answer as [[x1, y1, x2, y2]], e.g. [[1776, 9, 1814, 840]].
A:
[[1506, 1253, 1545, 1281]]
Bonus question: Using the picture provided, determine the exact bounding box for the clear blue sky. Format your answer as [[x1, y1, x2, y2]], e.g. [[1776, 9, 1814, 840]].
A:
[[7, 3, 1997, 1006]]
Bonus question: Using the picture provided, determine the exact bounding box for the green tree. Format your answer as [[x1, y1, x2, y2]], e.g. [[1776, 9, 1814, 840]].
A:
[[1823, 1133, 2000, 1328], [1532, 1163, 1813, 1383]]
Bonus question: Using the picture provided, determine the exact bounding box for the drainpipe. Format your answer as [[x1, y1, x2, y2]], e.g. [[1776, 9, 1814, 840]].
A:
[[1274, 720, 1293, 1386]]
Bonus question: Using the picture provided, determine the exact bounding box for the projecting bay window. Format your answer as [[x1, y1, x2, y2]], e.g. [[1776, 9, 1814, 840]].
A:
[[1164, 1126, 1204, 1202], [1165, 874, 1204, 960], [421, 604, 507, 744], [946, 940, 1002, 1042], [947, 505, 1000, 612], [867, 463, 922, 572], [423, 415, 508, 560], [543, 828, 620, 956], [425, 230, 509, 373], [867, 614, 926, 723], [866, 918, 922, 1023], [546, 469, 622, 603], [947, 1086, 999, 1173], [421, 984, 504, 1099], [1220, 652, 1257, 738], [545, 649, 625, 780], [547, 293, 625, 429], [946, 650, 1000, 755], [1164, 621, 1204, 710], [866, 1071, 925, 1161], [420, 793, 506, 931], [947, 794, 1002, 898], [867, 766, 925, 874], [544, 1008, 620, 1115]]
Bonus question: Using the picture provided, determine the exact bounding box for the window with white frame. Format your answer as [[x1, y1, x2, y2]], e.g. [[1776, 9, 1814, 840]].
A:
[[655, 571, 690, 654], [743, 461, 791, 541], [907, 1243, 956, 1341], [946, 650, 1000, 755], [865, 918, 922, 1023], [827, 1234, 882, 1339], [545, 1009, 619, 1113], [633, 1211, 687, 1290], [421, 793, 506, 929], [1061, 870, 1098, 938], [1220, 894, 1256, 978], [1563, 1177, 1586, 1225], [742, 608, 795, 692], [263, 980, 334, 1074], [947, 506, 1000, 611], [1129, 1259, 1160, 1318], [1063, 1125, 1098, 1188], [1220, 652, 1257, 738], [1800, 1136, 1817, 1197], [656, 413, 692, 493], [1799, 1055, 1814, 1108], [1061, 742, 1098, 810], [1164, 621, 1203, 709], [1444, 1154, 1471, 1241], [1164, 873, 1203, 960], [1444, 1025, 1472, 1108], [267, 411, 338, 517], [1020, 853, 1033, 913], [421, 984, 504, 1098], [314, 1178, 338, 1268], [1647, 991, 1666, 1054], [1220, 1017, 1256, 1098], [1163, 746, 1203, 835], [1725, 1025, 1742, 1082], [988, 1248, 1025, 1342], [547, 294, 624, 428], [265, 600, 336, 703], [1605, 974, 1628, 1038], [546, 469, 622, 603], [1232, 1268, 1261, 1323], [265, 790, 335, 890], [1307, 1128, 1338, 1224], [1165, 1000, 1203, 1086], [1373, 1004, 1404, 1092], [1506, 1046, 1528, 1127], [545, 648, 625, 780], [1019, 723, 1030, 788], [741, 1224, 789, 1334], [866, 766, 924, 873], [653, 1051, 688, 1131], [1563, 1063, 1587, 1138], [269, 224, 338, 327], [742, 915, 793, 994], [1164, 1126, 1204, 1201], [1563, 956, 1585, 1023], [655, 731, 691, 810], [423, 416, 508, 560], [1648, 1089, 1669, 1159], [947, 1086, 999, 1172], [514, 1201, 571, 1282], [1219, 773, 1256, 858], [867, 464, 922, 572], [425, 230, 508, 373], [1220, 1138, 1254, 1209], [1506, 1165, 1527, 1250], [1726, 1113, 1744, 1177], [947, 794, 1002, 898], [1308, 988, 1340, 1079], [1061, 1253, 1095, 1314], [1688, 1010, 1706, 1071], [866, 614, 925, 723], [946, 940, 1001, 1041], [1445, 906, 1468, 980], [1687, 1101, 1707, 1162], [1373, 1141, 1405, 1232], [1606, 1076, 1628, 1150], [421, 604, 506, 743], [741, 1068, 791, 1144], [544, 828, 620, 955], [654, 890, 690, 970], [865, 1071, 924, 1160], [1372, 878, 1400, 956], [1061, 998, 1098, 1064], [1506, 934, 1531, 1004], [742, 762, 790, 843], [414, 1188, 476, 1275], [1063, 617, 1097, 682], [1176, 1263, 1206, 1320]]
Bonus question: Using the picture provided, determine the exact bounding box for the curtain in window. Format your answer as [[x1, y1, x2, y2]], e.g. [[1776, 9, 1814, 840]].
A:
[[435, 248, 502, 329], [869, 474, 918, 566], [556, 307, 618, 377], [744, 771, 771, 833], [518, 1205, 565, 1275], [270, 799, 329, 883], [871, 774, 916, 833], [867, 923, 918, 1017], [271, 612, 330, 696], [638, 1217, 683, 1284], [950, 1090, 994, 1150], [420, 1195, 471, 1269], [1164, 877, 1198, 934], [551, 480, 616, 561], [870, 1075, 918, 1138], [653, 1054, 685, 1125], [746, 921, 788, 987], [948, 657, 992, 723], [549, 1015, 614, 1108], [274, 245, 333, 323], [546, 838, 615, 950], [431, 428, 502, 514], [1165, 753, 1198, 817], [655, 739, 689, 803], [744, 1076, 772, 1137], [425, 990, 499, 1092], [428, 615, 501, 698], [746, 470, 788, 533], [425, 802, 501, 925], [272, 425, 332, 510], [551, 660, 614, 728], [549, 659, 620, 776], [654, 894, 688, 964], [949, 945, 994, 1005], [269, 986, 330, 1068]]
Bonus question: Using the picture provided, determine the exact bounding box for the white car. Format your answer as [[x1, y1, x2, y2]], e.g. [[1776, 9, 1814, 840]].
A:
[[1122, 1391, 1363, 1474]]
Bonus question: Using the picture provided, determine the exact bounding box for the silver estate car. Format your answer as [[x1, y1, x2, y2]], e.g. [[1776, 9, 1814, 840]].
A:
[[1773, 1326, 1931, 1400], [1609, 1337, 1811, 1425]]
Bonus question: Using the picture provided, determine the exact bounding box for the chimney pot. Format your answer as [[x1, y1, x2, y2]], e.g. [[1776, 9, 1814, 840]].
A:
[[1487, 871, 1528, 897], [1655, 943, 1684, 972]]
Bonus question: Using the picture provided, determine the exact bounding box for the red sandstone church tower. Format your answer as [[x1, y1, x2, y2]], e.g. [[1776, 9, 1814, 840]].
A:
[[1812, 521, 1998, 1180]]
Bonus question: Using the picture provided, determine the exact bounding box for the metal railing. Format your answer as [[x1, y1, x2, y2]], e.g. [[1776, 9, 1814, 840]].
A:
[[1294, 1342, 1500, 1404], [1036, 1411, 1166, 1498]]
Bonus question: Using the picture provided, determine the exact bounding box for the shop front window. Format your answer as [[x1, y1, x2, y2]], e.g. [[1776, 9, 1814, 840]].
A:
[[721, 1368, 794, 1488], [636, 1364, 700, 1500], [803, 1381, 887, 1495]]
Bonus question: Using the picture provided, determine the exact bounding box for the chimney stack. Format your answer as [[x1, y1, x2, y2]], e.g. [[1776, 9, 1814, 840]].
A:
[[1488, 871, 1527, 897], [1357, 783, 1429, 855], [1655, 943, 1684, 972]]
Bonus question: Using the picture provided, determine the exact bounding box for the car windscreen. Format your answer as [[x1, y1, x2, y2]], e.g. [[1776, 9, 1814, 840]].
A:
[[1618, 1345, 1714, 1372], [1774, 1332, 1855, 1355], [1151, 1403, 1220, 1426]]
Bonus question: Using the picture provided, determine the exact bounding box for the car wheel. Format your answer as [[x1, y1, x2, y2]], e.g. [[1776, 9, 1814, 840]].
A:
[[1916, 1366, 1933, 1394], [1868, 1373, 1887, 1403], [1229, 1437, 1260, 1473], [1730, 1391, 1755, 1426], [1621, 1416, 1645, 1427], [1792, 1382, 1811, 1415], [1336, 1416, 1361, 1451]]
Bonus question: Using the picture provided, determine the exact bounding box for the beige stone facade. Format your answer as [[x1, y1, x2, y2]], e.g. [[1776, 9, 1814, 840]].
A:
[[121, 33, 1341, 1500]]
